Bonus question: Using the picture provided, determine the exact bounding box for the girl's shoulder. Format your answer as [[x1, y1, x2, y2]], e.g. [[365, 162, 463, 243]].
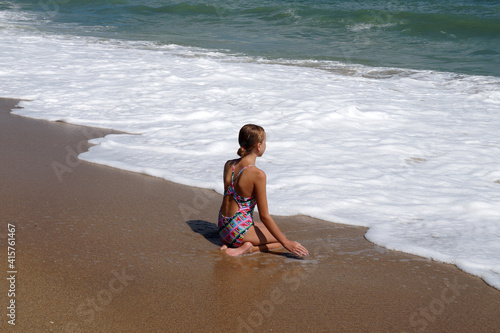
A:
[[224, 159, 239, 170], [245, 164, 265, 180], [223, 159, 264, 177]]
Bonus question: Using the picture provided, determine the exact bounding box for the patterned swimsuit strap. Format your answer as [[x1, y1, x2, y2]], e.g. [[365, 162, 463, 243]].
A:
[[231, 162, 255, 185]]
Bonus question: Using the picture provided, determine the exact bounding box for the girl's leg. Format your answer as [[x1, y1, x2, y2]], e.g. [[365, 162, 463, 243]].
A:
[[242, 222, 283, 253], [249, 242, 283, 254], [220, 241, 282, 256], [220, 242, 253, 256], [220, 222, 283, 256]]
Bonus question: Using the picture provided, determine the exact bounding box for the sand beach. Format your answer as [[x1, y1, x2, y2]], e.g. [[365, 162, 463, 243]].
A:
[[1, 97, 499, 332]]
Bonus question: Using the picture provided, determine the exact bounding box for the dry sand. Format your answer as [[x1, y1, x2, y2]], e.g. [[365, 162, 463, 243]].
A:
[[1, 97, 499, 332]]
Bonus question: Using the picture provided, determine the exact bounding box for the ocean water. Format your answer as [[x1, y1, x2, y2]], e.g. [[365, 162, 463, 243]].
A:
[[1, 0, 500, 290]]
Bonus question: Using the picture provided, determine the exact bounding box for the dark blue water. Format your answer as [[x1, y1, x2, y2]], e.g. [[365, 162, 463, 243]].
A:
[[3, 0, 500, 77]]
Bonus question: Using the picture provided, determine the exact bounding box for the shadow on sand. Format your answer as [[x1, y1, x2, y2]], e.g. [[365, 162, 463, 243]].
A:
[[186, 220, 221, 246]]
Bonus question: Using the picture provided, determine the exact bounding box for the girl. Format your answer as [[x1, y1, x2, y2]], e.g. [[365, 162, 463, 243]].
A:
[[218, 124, 309, 257]]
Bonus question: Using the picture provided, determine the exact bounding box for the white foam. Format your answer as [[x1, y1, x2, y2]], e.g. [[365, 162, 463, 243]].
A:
[[2, 26, 500, 289], [347, 22, 397, 32]]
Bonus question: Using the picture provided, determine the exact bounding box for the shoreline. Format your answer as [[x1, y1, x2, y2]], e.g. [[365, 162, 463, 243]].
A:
[[1, 97, 499, 332]]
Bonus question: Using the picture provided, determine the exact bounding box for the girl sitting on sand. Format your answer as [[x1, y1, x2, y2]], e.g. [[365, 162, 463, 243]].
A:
[[218, 124, 309, 257]]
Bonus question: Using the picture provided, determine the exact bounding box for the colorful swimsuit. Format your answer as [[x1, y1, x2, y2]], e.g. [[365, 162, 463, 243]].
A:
[[218, 163, 256, 248]]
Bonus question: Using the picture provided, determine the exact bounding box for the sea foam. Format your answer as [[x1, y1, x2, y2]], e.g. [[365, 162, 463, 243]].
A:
[[1, 28, 500, 289]]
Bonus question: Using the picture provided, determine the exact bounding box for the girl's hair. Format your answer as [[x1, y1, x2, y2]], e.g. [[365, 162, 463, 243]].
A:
[[237, 124, 265, 157]]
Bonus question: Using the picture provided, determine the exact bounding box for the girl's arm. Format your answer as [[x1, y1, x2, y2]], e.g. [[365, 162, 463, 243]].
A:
[[254, 169, 308, 256], [222, 160, 233, 189]]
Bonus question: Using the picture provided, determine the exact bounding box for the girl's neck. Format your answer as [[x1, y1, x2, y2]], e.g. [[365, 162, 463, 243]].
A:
[[240, 154, 257, 166]]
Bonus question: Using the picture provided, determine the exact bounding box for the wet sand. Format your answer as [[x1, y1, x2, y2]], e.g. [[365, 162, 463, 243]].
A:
[[1, 97, 499, 332]]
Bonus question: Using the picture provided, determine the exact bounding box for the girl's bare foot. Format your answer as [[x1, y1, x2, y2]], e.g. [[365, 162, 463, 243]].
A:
[[221, 242, 253, 256]]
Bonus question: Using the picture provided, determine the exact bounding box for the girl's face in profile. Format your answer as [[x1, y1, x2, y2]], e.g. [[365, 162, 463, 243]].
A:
[[258, 135, 267, 157]]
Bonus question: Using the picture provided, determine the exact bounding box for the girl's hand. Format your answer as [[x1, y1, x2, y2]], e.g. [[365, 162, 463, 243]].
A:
[[284, 240, 309, 257]]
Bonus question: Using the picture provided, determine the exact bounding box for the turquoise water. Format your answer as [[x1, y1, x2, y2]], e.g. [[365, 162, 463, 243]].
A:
[[3, 0, 500, 77]]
